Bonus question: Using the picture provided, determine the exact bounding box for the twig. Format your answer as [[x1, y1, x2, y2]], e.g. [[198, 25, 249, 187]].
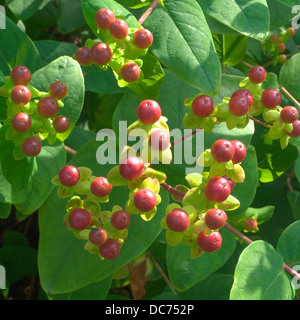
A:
[[280, 86, 300, 110], [171, 128, 202, 148], [240, 61, 254, 68], [64, 145, 77, 155], [160, 183, 185, 199], [138, 0, 161, 25], [248, 115, 272, 128]]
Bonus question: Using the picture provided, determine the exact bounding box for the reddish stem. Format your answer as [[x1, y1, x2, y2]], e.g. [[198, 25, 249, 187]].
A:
[[171, 128, 202, 148], [138, 0, 161, 25], [248, 115, 271, 128], [64, 145, 77, 155], [160, 183, 185, 199]]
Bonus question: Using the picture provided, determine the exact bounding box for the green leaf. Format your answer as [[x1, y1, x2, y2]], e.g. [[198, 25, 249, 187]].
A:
[[230, 241, 295, 300], [7, 0, 44, 21], [115, 0, 152, 8], [143, 0, 221, 95], [276, 0, 298, 7], [287, 191, 300, 221], [221, 34, 248, 67], [268, 0, 295, 31], [0, 202, 12, 219]]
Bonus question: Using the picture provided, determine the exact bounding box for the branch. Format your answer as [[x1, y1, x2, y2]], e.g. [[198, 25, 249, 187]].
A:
[[280, 86, 300, 110], [171, 128, 202, 148], [160, 183, 185, 199], [138, 0, 161, 25], [247, 115, 272, 128], [64, 145, 77, 155]]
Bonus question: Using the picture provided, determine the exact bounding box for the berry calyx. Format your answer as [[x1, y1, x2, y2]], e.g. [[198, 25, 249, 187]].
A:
[[95, 8, 115, 30], [231, 140, 247, 164], [21, 136, 42, 157], [133, 28, 153, 49], [280, 106, 299, 123], [120, 62, 141, 82], [119, 156, 144, 181], [231, 89, 253, 107], [248, 66, 267, 84], [109, 19, 128, 40], [76, 47, 92, 66], [244, 218, 258, 231], [211, 139, 235, 163], [111, 210, 131, 230], [90, 177, 112, 197], [286, 27, 296, 37], [137, 100, 161, 124], [10, 85, 31, 105], [204, 177, 231, 203], [37, 97, 59, 118], [197, 230, 222, 252], [49, 81, 68, 100], [261, 89, 282, 109], [99, 238, 120, 259], [10, 65, 31, 85], [58, 165, 80, 187], [149, 129, 170, 151], [69, 208, 92, 230], [134, 188, 157, 212], [166, 209, 190, 232], [192, 95, 214, 117], [53, 116, 71, 133], [204, 208, 227, 230], [229, 95, 250, 116], [89, 227, 107, 246], [286, 119, 300, 138], [11, 112, 32, 133], [91, 43, 113, 66]]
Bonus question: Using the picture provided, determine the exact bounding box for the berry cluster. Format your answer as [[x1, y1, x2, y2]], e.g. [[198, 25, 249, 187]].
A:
[[0, 65, 70, 159], [75, 8, 153, 85]]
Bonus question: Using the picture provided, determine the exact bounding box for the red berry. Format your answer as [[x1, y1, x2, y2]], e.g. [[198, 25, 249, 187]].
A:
[[111, 210, 131, 230], [137, 100, 161, 124], [223, 175, 236, 191], [133, 28, 153, 49], [10, 65, 31, 86], [197, 230, 222, 252], [211, 139, 235, 163], [204, 208, 227, 230], [95, 8, 115, 30], [149, 129, 170, 151], [205, 177, 231, 203], [89, 227, 107, 246], [231, 140, 247, 164], [261, 89, 282, 109], [37, 97, 59, 118], [244, 218, 258, 231], [270, 34, 279, 43], [59, 165, 80, 187], [278, 54, 287, 64], [91, 177, 112, 197], [99, 238, 120, 259], [109, 19, 128, 40], [10, 85, 31, 105], [69, 208, 92, 230], [286, 27, 296, 37], [229, 95, 250, 116], [120, 62, 141, 82], [21, 136, 42, 157], [53, 116, 71, 133], [119, 156, 144, 181], [11, 112, 32, 133], [231, 89, 253, 107], [91, 43, 113, 66], [277, 42, 287, 53], [192, 95, 214, 117], [248, 66, 267, 84], [280, 106, 298, 123], [286, 119, 300, 137], [76, 47, 92, 66], [134, 188, 157, 212], [166, 209, 190, 232], [49, 81, 68, 100]]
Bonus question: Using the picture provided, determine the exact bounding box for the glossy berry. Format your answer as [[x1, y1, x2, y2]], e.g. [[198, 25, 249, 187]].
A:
[[286, 27, 296, 37], [37, 97, 59, 118], [205, 177, 231, 203], [166, 209, 190, 232], [248, 66, 267, 84], [277, 42, 287, 53], [134, 188, 157, 212], [211, 139, 235, 163], [95, 8, 115, 30], [120, 62, 141, 82], [99, 238, 120, 259], [261, 89, 282, 109], [11, 112, 32, 133], [59, 165, 80, 187], [286, 119, 300, 138], [133, 29, 153, 49], [10, 65, 31, 85], [231, 89, 253, 107], [76, 47, 92, 66], [280, 106, 299, 123], [53, 116, 71, 133], [69, 208, 92, 230], [111, 210, 131, 230], [21, 136, 42, 157], [109, 19, 128, 40], [91, 43, 113, 66], [278, 54, 287, 64], [91, 177, 112, 197], [229, 95, 249, 116], [89, 227, 107, 246], [270, 34, 279, 43], [137, 100, 161, 124], [244, 218, 258, 231], [10, 85, 31, 105], [223, 175, 236, 191], [204, 208, 227, 230], [49, 81, 68, 100], [149, 129, 170, 151], [197, 230, 222, 252], [119, 156, 144, 181], [192, 95, 214, 117], [231, 140, 247, 164]]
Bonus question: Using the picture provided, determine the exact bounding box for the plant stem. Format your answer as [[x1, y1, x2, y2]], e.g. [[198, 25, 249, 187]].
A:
[[280, 86, 300, 109], [240, 61, 254, 68], [64, 145, 77, 155], [160, 183, 185, 199], [138, 0, 161, 25], [248, 115, 272, 128], [171, 128, 202, 148]]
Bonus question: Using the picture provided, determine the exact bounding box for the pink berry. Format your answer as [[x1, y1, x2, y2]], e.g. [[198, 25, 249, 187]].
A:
[[137, 100, 161, 124]]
